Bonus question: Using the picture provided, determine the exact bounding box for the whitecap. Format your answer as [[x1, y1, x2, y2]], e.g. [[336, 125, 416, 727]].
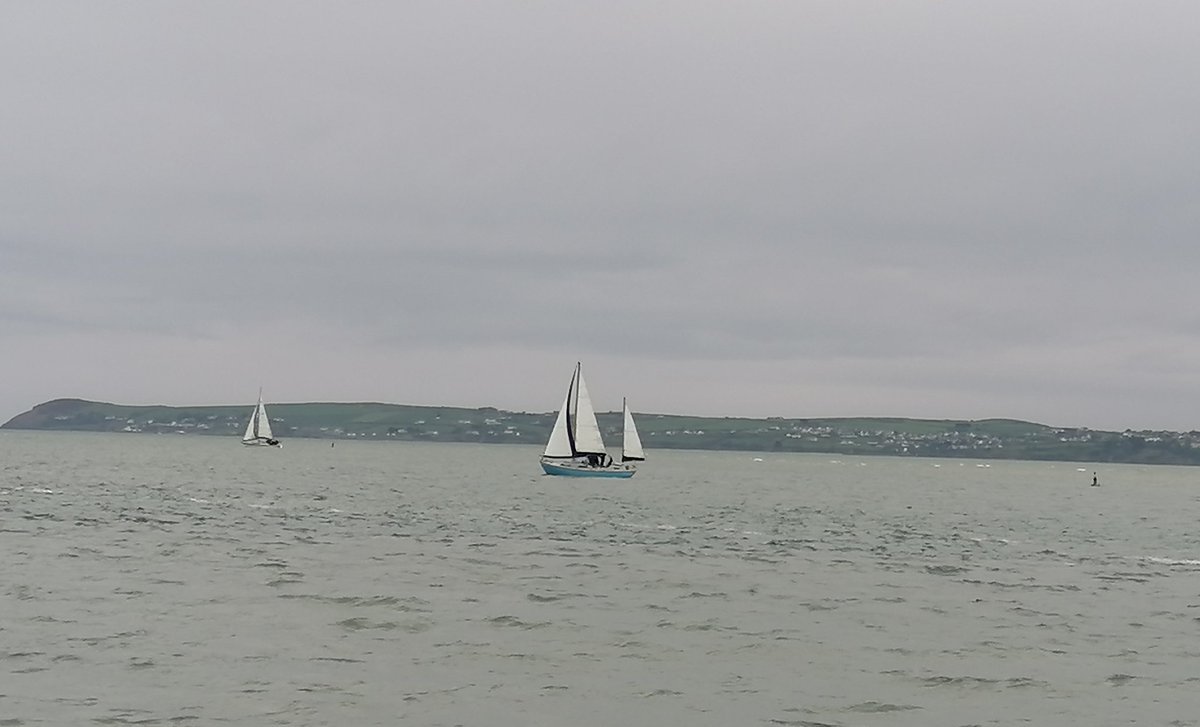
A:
[[1145, 556, 1200, 566]]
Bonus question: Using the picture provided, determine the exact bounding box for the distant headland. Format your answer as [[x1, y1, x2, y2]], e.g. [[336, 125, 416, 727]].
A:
[[4, 398, 1200, 466]]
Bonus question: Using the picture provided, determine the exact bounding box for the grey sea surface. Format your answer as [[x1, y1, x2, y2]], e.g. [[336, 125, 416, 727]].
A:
[[3, 431, 1200, 726]]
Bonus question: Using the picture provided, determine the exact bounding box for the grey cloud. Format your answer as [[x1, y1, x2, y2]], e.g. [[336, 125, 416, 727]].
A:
[[3, 2, 1200, 430]]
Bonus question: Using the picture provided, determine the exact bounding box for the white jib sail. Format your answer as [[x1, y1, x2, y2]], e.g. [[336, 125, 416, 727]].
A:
[[543, 375, 575, 458], [572, 366, 607, 455], [622, 398, 645, 462], [242, 401, 260, 441]]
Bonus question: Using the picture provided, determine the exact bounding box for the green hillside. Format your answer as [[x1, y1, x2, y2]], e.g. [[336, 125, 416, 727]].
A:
[[5, 398, 1200, 465]]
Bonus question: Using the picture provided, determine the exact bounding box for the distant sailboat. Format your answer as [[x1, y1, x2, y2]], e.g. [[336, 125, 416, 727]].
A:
[[540, 362, 643, 478], [241, 389, 281, 447]]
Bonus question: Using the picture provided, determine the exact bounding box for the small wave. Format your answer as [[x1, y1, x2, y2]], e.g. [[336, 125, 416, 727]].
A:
[[921, 675, 1047, 689], [336, 617, 429, 632], [683, 591, 728, 599], [278, 594, 430, 610], [846, 701, 921, 713], [1097, 573, 1152, 583], [925, 564, 970, 576], [962, 578, 1080, 592], [487, 615, 551, 629], [266, 577, 304, 587]]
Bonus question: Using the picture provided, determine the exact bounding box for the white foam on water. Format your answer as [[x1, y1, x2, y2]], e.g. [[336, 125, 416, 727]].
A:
[[1145, 556, 1200, 566]]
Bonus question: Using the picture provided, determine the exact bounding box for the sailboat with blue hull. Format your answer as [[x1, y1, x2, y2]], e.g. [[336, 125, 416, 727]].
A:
[[540, 363, 645, 478]]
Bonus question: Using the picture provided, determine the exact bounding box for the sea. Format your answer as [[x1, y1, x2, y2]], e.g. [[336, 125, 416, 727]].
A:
[[3, 430, 1200, 726]]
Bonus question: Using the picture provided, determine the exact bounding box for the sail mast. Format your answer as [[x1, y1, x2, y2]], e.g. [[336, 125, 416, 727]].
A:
[[567, 362, 579, 455], [253, 388, 263, 439]]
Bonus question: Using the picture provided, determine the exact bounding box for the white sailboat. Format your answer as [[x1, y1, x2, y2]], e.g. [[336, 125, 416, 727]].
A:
[[540, 362, 643, 478], [241, 389, 281, 447]]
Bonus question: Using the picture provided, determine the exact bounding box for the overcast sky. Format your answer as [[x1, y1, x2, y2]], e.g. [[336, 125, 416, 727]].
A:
[[3, 2, 1199, 431]]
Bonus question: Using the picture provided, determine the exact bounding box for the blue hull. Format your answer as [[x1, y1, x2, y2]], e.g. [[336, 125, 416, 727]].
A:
[[540, 460, 636, 478]]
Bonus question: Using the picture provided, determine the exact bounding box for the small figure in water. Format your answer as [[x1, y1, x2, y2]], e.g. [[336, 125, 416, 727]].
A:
[[1092, 472, 1099, 487]]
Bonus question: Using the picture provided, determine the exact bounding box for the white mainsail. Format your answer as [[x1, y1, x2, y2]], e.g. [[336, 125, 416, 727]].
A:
[[621, 398, 644, 462], [571, 366, 606, 455]]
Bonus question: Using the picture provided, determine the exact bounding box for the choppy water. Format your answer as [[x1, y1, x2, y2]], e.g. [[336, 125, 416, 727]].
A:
[[3, 431, 1200, 725]]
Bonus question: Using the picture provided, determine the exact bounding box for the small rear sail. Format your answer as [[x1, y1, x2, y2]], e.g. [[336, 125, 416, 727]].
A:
[[621, 397, 645, 462]]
